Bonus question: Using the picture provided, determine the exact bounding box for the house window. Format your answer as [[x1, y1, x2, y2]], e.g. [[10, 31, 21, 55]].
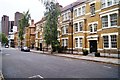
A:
[[74, 23, 78, 32], [66, 26, 68, 33], [103, 36, 109, 48], [74, 9, 77, 17], [79, 22, 83, 31], [90, 3, 95, 15], [75, 38, 78, 47], [89, 23, 97, 33], [107, 0, 112, 6], [58, 31, 60, 37], [78, 8, 81, 16], [101, 0, 106, 8], [79, 38, 82, 47], [62, 39, 64, 46], [94, 24, 97, 32], [62, 39, 68, 47], [62, 26, 68, 34], [101, 0, 118, 8], [68, 12, 71, 19], [62, 27, 64, 34], [82, 6, 85, 15], [114, 0, 119, 4], [62, 15, 64, 21], [111, 35, 117, 48], [65, 13, 67, 20], [65, 39, 68, 47], [110, 13, 117, 26], [90, 24, 93, 32], [102, 16, 108, 28]]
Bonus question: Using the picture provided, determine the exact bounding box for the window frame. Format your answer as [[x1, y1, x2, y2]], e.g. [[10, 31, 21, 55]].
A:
[[110, 13, 117, 26], [103, 35, 117, 49], [101, 13, 118, 29], [75, 37, 83, 48], [90, 3, 95, 16], [74, 23, 78, 32], [89, 23, 97, 33]]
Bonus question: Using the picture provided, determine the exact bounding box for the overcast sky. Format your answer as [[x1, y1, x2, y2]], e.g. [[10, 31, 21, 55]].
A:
[[0, 0, 76, 23]]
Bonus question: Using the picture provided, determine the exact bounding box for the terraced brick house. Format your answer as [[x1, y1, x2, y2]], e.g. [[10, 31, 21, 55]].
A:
[[24, 20, 35, 48], [35, 17, 46, 51], [58, 0, 120, 55], [58, 1, 80, 53]]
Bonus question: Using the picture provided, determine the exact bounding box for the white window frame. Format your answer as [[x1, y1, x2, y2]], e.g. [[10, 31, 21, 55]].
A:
[[82, 6, 85, 15], [101, 0, 119, 9], [62, 38, 68, 47], [88, 22, 98, 34], [79, 22, 83, 32], [74, 5, 86, 17], [101, 12, 118, 29], [90, 3, 95, 16], [62, 25, 68, 35], [74, 21, 84, 33], [74, 36, 83, 48], [74, 23, 78, 32], [101, 33, 118, 49]]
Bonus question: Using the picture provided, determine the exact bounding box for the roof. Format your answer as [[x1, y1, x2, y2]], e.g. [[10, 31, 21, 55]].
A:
[[61, 0, 86, 12], [35, 17, 46, 25]]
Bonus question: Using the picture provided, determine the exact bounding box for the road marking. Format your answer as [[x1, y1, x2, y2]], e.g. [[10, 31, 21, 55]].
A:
[[5, 54, 10, 56], [28, 75, 44, 79], [103, 66, 111, 69]]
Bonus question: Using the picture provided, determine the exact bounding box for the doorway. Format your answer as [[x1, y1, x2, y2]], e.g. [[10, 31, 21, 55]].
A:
[[40, 43, 42, 51], [89, 40, 97, 53]]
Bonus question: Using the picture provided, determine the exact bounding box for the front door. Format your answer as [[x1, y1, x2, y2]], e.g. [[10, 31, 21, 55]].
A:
[[89, 40, 97, 53], [40, 43, 42, 51]]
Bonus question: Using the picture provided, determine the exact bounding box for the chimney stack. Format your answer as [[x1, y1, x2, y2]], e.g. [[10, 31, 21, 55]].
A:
[[31, 19, 34, 25]]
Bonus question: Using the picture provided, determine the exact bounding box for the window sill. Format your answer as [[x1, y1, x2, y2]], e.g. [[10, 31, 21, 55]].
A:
[[103, 48, 117, 50], [74, 31, 84, 34], [91, 14, 96, 17], [102, 26, 117, 29], [75, 47, 82, 49], [62, 33, 69, 35], [89, 32, 97, 34]]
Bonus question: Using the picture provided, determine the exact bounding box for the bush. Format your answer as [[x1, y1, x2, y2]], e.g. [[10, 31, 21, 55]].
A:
[[82, 49, 88, 56]]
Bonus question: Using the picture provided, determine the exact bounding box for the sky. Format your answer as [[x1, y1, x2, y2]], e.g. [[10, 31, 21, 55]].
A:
[[0, 0, 76, 23]]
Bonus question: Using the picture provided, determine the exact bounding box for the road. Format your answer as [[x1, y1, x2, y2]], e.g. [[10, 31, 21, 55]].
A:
[[1, 48, 119, 79]]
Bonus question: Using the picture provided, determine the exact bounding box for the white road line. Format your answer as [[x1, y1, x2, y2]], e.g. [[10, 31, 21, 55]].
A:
[[37, 75, 44, 79], [104, 66, 112, 69], [28, 75, 44, 79], [5, 54, 10, 56]]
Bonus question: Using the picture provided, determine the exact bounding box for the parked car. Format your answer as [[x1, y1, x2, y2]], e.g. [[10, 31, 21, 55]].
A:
[[21, 46, 30, 52], [5, 45, 9, 48]]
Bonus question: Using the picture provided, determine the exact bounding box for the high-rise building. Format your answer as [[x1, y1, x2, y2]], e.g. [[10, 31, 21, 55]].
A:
[[8, 21, 14, 32], [14, 12, 23, 28], [8, 21, 15, 47], [1, 15, 9, 36]]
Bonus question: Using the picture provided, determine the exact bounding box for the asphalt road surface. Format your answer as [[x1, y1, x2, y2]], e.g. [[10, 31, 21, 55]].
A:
[[1, 48, 119, 79]]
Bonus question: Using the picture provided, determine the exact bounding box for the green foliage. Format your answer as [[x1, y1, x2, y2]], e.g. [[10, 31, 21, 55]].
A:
[[42, 0, 61, 51], [18, 10, 31, 46], [0, 33, 8, 45]]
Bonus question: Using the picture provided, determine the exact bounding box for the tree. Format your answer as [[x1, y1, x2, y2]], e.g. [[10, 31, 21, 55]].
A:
[[0, 33, 8, 45], [18, 10, 31, 47], [41, 0, 60, 53]]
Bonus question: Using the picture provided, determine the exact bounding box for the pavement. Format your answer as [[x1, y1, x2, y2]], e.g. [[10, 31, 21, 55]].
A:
[[30, 49, 120, 65]]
